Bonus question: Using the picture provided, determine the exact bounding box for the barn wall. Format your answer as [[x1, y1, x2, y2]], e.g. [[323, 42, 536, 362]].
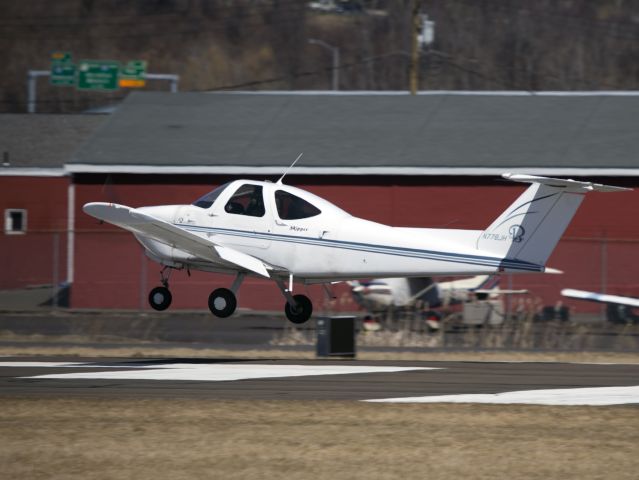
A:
[[71, 176, 639, 314], [0, 176, 68, 290]]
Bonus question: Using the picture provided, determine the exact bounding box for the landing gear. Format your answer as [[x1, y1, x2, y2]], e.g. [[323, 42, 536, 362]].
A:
[[208, 288, 237, 318], [284, 294, 313, 324], [147, 267, 315, 324], [148, 266, 173, 311], [274, 276, 313, 324], [149, 286, 172, 311], [207, 272, 245, 318]]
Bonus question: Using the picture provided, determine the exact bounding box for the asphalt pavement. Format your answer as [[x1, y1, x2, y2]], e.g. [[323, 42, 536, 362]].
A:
[[2, 357, 638, 402]]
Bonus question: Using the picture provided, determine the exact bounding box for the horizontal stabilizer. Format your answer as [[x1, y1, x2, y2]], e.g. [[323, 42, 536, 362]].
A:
[[502, 174, 631, 193], [544, 267, 564, 274]]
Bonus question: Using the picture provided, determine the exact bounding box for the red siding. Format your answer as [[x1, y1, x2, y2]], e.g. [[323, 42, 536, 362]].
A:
[[0, 177, 68, 289]]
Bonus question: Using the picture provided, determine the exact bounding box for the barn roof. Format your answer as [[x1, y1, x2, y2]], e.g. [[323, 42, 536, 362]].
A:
[[8, 91, 639, 177], [0, 114, 106, 176], [67, 91, 639, 177]]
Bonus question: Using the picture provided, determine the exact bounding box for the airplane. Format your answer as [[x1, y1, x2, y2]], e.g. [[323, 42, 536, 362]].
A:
[[83, 172, 630, 325], [349, 275, 528, 313], [561, 288, 639, 324]]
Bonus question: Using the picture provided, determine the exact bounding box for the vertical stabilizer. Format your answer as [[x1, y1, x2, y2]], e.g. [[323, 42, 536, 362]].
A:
[[476, 174, 630, 267]]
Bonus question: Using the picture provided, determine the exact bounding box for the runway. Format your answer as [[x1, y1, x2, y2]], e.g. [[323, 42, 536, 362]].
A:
[[2, 357, 639, 404]]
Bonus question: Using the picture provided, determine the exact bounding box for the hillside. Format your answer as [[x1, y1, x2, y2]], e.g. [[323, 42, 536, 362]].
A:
[[1, 0, 638, 112]]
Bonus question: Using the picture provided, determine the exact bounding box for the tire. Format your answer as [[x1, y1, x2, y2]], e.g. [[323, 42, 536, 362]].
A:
[[208, 288, 237, 318], [284, 294, 313, 324], [149, 286, 172, 311]]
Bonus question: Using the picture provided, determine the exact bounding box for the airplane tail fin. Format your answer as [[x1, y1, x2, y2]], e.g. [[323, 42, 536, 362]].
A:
[[476, 174, 630, 269]]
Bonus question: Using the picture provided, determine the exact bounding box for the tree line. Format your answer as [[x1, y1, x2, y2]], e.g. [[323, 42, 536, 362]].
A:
[[1, 0, 637, 112]]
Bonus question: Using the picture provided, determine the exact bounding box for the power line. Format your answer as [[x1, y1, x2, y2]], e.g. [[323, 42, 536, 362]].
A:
[[3, 45, 631, 109]]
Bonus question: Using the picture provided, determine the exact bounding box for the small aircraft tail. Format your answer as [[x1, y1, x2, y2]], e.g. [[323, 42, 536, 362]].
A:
[[476, 174, 630, 268]]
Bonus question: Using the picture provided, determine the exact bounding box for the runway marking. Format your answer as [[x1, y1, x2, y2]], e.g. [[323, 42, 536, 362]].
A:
[[0, 362, 86, 368], [19, 363, 437, 382], [365, 386, 639, 406]]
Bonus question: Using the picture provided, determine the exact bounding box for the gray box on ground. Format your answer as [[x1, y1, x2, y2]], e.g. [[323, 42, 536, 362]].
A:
[[316, 316, 356, 358]]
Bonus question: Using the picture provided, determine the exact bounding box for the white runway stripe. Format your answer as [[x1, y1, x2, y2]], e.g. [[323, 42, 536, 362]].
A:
[[0, 362, 86, 368], [22, 363, 437, 382], [365, 386, 639, 406]]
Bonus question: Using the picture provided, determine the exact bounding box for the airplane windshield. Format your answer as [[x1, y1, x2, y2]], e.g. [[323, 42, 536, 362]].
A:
[[192, 182, 231, 209]]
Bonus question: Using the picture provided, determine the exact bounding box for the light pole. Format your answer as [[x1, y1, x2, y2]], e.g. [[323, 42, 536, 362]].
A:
[[308, 38, 340, 91]]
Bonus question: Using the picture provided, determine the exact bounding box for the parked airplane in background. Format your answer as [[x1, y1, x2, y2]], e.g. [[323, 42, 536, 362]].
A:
[[561, 288, 639, 324], [83, 171, 629, 324], [349, 275, 528, 313]]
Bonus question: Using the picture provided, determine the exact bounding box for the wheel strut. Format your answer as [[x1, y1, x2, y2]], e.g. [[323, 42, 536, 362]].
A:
[[274, 277, 298, 308], [275, 277, 313, 324], [160, 266, 173, 288]]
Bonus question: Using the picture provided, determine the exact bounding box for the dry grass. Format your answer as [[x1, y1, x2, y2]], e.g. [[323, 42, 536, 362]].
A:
[[1, 344, 639, 364], [1, 397, 637, 480]]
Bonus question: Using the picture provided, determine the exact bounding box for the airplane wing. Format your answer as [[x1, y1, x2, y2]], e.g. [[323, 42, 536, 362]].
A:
[[561, 289, 639, 308], [474, 289, 528, 295], [83, 202, 271, 278]]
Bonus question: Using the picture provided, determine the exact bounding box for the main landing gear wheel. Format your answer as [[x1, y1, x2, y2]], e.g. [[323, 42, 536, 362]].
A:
[[149, 286, 172, 311], [285, 294, 313, 324], [208, 288, 237, 318]]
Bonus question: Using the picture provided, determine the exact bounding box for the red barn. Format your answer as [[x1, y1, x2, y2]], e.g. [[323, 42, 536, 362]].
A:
[[2, 92, 639, 315]]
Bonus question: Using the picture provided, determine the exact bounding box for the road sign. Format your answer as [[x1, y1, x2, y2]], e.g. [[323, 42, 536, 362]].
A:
[[51, 51, 72, 63], [119, 60, 147, 88], [77, 60, 120, 91], [50, 51, 75, 87]]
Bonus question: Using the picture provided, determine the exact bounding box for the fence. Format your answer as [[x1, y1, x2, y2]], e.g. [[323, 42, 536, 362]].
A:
[[1, 230, 638, 317]]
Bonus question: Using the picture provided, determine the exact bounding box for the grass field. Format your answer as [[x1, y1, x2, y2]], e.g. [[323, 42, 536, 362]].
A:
[[1, 397, 638, 480], [2, 346, 638, 479]]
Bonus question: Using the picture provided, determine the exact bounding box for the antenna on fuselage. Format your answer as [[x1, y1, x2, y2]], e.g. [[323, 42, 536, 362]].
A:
[[276, 152, 303, 185]]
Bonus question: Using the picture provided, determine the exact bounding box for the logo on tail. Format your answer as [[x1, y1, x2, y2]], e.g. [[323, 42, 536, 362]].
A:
[[508, 224, 525, 242]]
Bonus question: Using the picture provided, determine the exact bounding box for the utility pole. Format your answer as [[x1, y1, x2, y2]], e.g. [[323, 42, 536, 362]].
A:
[[409, 0, 420, 95]]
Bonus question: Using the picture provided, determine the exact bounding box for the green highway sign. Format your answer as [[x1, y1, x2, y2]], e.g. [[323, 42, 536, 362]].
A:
[[77, 60, 120, 91], [50, 51, 75, 87], [119, 60, 147, 88]]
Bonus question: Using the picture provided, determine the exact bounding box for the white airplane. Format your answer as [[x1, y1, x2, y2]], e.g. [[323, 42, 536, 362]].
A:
[[83, 172, 629, 324], [349, 275, 528, 313], [561, 288, 639, 324]]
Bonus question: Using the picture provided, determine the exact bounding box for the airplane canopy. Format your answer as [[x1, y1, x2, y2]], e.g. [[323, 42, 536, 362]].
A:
[[191, 180, 349, 221]]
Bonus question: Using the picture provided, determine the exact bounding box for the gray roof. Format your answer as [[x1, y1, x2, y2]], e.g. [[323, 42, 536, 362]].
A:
[[68, 91, 639, 176], [0, 114, 106, 173]]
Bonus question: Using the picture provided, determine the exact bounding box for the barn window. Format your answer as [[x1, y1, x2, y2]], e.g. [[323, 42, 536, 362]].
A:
[[4, 209, 27, 235]]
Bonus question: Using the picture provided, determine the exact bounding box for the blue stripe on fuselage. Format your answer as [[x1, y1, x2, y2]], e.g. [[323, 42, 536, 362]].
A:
[[176, 224, 543, 272]]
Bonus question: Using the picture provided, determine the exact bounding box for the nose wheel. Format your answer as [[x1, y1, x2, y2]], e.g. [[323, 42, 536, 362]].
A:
[[208, 288, 237, 318], [149, 286, 172, 311], [148, 266, 174, 311]]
